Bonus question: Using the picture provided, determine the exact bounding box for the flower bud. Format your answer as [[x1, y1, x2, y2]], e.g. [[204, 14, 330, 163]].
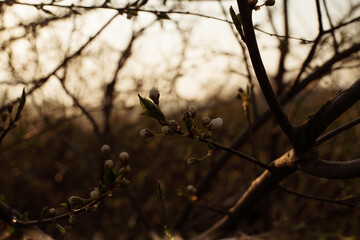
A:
[[104, 159, 114, 169], [101, 145, 111, 158], [118, 165, 131, 176], [48, 208, 56, 217], [68, 216, 76, 224], [189, 106, 197, 118], [201, 130, 212, 138], [149, 87, 160, 105], [168, 120, 178, 128], [201, 116, 211, 126], [186, 185, 197, 195], [119, 152, 130, 165], [187, 157, 200, 165], [162, 126, 174, 135], [68, 196, 85, 209], [90, 189, 101, 200], [208, 118, 223, 130], [140, 128, 155, 138], [119, 178, 130, 187]]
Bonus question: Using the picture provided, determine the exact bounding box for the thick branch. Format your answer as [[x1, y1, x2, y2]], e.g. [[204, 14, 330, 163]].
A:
[[236, 0, 294, 143], [297, 157, 360, 179], [192, 150, 297, 240], [300, 78, 360, 145]]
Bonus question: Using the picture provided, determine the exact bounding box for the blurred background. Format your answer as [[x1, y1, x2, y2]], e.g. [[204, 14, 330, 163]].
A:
[[1, 0, 360, 239]]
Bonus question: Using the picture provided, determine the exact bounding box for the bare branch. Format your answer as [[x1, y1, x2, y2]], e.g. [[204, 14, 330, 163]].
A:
[[297, 157, 360, 179], [300, 78, 360, 145], [315, 116, 360, 146], [277, 185, 358, 207], [236, 0, 294, 143]]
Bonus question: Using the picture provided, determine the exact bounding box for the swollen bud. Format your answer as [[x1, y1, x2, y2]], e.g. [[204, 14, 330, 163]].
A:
[[149, 87, 160, 105], [187, 157, 200, 165], [119, 152, 130, 166], [48, 208, 56, 217], [90, 189, 101, 200], [201, 116, 211, 126], [208, 118, 223, 130], [101, 145, 111, 158], [201, 130, 212, 138], [104, 159, 114, 169], [189, 106, 197, 118], [140, 128, 155, 138], [162, 126, 174, 135], [68, 196, 85, 209], [186, 185, 197, 195]]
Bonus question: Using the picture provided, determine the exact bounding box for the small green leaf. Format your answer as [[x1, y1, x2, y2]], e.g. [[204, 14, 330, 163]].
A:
[[98, 181, 108, 194], [55, 223, 66, 235], [230, 6, 245, 39], [18, 211, 29, 221], [138, 94, 166, 122], [39, 206, 48, 220]]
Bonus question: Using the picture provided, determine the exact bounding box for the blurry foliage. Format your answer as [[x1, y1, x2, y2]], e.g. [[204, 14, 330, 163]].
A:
[[0, 90, 359, 239]]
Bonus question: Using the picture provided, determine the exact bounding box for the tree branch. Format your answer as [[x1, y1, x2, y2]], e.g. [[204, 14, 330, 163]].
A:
[[300, 78, 360, 145], [236, 0, 294, 143], [297, 157, 360, 179]]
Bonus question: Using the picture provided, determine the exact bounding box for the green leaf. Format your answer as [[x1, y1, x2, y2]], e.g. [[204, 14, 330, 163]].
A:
[[39, 206, 48, 220], [229, 6, 244, 39], [138, 94, 166, 122], [55, 223, 66, 235], [15, 89, 26, 120], [104, 168, 116, 183], [98, 181, 108, 194], [18, 211, 29, 221]]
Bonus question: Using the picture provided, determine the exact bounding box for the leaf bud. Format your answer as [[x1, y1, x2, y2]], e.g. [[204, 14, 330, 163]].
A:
[[208, 118, 223, 130], [48, 208, 56, 217], [187, 157, 200, 165], [100, 145, 111, 158], [104, 159, 114, 169], [119, 152, 130, 165], [189, 105, 197, 118], [119, 178, 130, 187], [201, 116, 211, 126], [149, 87, 160, 105], [68, 196, 85, 209], [68, 216, 76, 224], [118, 165, 131, 176], [162, 126, 174, 135], [186, 185, 197, 195], [140, 128, 155, 138], [90, 189, 101, 200], [201, 130, 212, 138]]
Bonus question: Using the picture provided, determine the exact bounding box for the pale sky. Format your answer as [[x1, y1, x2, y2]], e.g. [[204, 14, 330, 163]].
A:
[[0, 0, 359, 108]]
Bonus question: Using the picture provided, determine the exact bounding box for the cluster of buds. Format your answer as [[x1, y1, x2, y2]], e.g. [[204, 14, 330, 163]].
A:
[[99, 145, 132, 191]]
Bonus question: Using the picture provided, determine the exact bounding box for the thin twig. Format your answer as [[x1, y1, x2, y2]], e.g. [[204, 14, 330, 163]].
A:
[[2, 1, 314, 42], [315, 116, 360, 146], [277, 185, 358, 208]]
